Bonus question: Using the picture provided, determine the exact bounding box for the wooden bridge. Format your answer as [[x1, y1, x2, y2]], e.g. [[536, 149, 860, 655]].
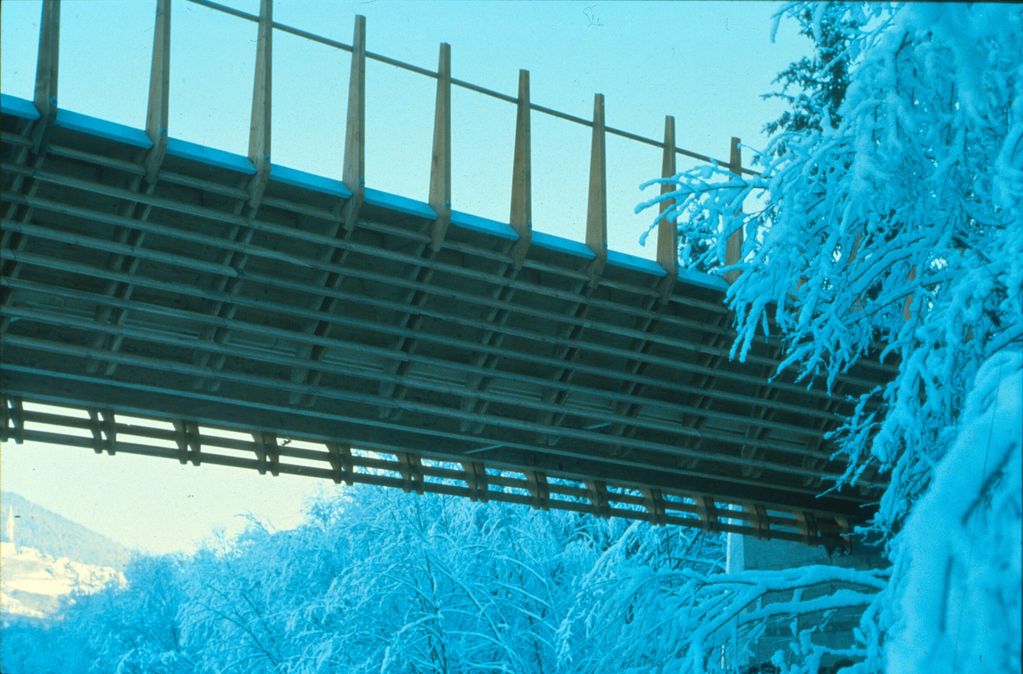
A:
[[0, 0, 890, 548]]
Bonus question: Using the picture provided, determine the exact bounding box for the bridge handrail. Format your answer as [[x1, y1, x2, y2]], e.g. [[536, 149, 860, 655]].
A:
[[22, 0, 755, 281], [186, 0, 761, 178]]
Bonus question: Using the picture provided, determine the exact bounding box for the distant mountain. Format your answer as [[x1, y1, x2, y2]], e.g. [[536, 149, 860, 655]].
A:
[[1, 492, 133, 570]]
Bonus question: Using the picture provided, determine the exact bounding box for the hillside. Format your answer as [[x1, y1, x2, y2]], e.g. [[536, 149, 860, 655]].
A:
[[1, 492, 133, 570]]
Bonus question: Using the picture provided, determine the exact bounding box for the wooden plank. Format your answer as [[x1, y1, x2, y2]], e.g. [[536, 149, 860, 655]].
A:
[[5, 296, 856, 458], [585, 93, 607, 279], [144, 0, 171, 183], [7, 290, 847, 444], [1, 193, 880, 401], [6, 366, 870, 519], [3, 227, 871, 409], [509, 69, 532, 268], [656, 115, 678, 295], [342, 15, 366, 227], [428, 43, 452, 250], [724, 136, 743, 283]]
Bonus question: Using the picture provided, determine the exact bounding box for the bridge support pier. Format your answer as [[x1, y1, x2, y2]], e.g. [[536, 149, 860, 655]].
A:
[[724, 534, 886, 673]]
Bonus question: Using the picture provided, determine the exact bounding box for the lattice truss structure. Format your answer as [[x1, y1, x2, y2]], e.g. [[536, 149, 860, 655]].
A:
[[0, 0, 892, 549]]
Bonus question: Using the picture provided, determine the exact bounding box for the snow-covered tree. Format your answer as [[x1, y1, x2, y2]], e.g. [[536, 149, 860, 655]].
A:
[[639, 2, 1022, 672], [1, 486, 721, 673]]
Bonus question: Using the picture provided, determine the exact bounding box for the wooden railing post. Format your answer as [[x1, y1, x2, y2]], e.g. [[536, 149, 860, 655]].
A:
[[342, 15, 366, 228], [31, 0, 60, 153], [724, 136, 743, 283], [428, 43, 452, 251], [509, 69, 532, 268], [656, 115, 678, 296], [585, 93, 607, 281], [143, 0, 171, 183], [247, 0, 272, 208], [903, 266, 917, 321]]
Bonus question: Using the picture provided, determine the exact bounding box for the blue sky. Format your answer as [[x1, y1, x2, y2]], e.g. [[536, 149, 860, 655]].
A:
[[1, 0, 809, 554]]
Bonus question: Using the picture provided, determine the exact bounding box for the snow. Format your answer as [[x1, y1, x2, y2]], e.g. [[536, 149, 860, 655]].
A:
[[886, 352, 1022, 674], [1, 545, 124, 620]]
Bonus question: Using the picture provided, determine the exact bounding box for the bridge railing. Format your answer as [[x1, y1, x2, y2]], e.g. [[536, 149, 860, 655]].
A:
[[26, 0, 755, 282]]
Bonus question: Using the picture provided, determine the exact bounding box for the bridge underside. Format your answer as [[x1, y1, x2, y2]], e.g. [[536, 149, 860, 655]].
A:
[[1, 102, 888, 548]]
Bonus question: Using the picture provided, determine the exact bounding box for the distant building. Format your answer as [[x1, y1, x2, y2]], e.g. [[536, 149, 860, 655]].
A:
[[1, 505, 15, 555]]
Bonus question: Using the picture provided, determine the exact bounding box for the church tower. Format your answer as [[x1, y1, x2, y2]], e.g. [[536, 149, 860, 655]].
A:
[[1, 504, 15, 554]]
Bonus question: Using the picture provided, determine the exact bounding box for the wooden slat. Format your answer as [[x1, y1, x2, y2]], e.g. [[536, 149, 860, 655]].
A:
[[0, 197, 881, 403], [1, 284, 847, 447], [2, 403, 855, 548], [4, 359, 870, 510]]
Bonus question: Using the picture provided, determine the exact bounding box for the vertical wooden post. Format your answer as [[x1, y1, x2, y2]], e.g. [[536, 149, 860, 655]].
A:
[[144, 0, 171, 183], [31, 0, 60, 152], [724, 136, 743, 283], [342, 15, 367, 226], [656, 115, 678, 294], [248, 0, 272, 168], [903, 266, 917, 321], [509, 69, 532, 268], [585, 93, 607, 279], [428, 43, 452, 251], [247, 0, 273, 207]]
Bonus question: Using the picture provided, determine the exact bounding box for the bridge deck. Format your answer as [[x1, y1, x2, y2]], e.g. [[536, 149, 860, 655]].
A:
[[1, 1, 890, 549], [1, 97, 888, 547]]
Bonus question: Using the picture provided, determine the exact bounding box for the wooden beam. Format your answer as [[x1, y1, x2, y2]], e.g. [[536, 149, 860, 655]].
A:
[[173, 419, 201, 465], [656, 115, 678, 295], [643, 487, 667, 525], [247, 0, 273, 189], [587, 480, 611, 518], [9, 402, 855, 546], [585, 93, 607, 281], [527, 471, 550, 510], [144, 0, 171, 184], [88, 409, 116, 455], [31, 0, 60, 153], [903, 266, 917, 321], [463, 461, 489, 501], [428, 43, 452, 251], [509, 69, 532, 268], [326, 442, 354, 485], [253, 430, 279, 476], [342, 15, 366, 228], [724, 136, 743, 283]]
